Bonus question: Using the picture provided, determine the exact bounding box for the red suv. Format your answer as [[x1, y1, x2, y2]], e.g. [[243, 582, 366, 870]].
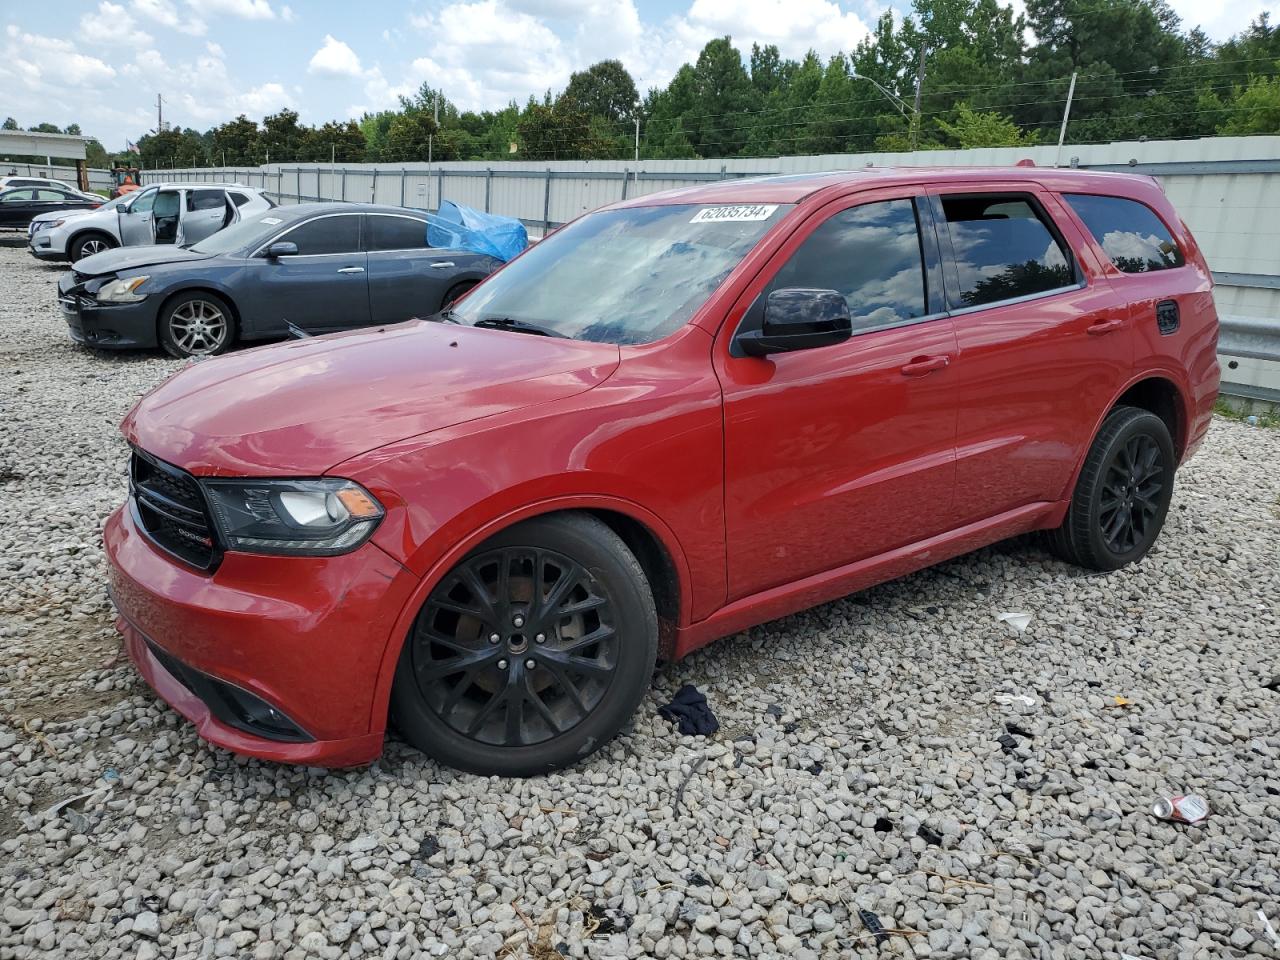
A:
[[106, 168, 1219, 775]]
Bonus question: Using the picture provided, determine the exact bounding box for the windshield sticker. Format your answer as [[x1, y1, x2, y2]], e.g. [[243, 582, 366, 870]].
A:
[[259, 217, 283, 225], [690, 204, 778, 224]]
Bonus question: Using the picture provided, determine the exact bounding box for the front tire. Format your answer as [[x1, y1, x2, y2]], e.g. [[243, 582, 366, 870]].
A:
[[391, 513, 658, 776], [1046, 406, 1175, 571], [70, 232, 116, 262], [158, 291, 235, 358]]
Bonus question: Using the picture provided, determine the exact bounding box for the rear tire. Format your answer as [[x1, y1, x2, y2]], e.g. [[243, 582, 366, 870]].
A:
[[1045, 406, 1175, 571], [391, 512, 658, 776], [70, 232, 116, 262], [158, 291, 236, 359]]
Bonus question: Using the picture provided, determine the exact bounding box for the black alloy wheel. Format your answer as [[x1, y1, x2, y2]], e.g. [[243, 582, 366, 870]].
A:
[[391, 513, 657, 775], [1045, 405, 1175, 571], [1098, 433, 1165, 554]]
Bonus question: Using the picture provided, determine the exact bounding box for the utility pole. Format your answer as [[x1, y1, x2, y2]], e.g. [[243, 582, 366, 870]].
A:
[[910, 44, 927, 151], [634, 116, 640, 162], [156, 94, 164, 133], [428, 90, 440, 164], [1055, 71, 1079, 168]]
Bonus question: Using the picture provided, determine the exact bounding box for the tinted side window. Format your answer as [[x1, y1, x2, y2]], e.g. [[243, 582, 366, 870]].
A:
[[2, 190, 35, 202], [1065, 193, 1185, 273], [36, 189, 71, 200], [282, 215, 360, 255], [230, 192, 252, 207], [368, 215, 429, 251], [941, 195, 1073, 308], [768, 198, 927, 332], [188, 189, 226, 211], [129, 190, 156, 214]]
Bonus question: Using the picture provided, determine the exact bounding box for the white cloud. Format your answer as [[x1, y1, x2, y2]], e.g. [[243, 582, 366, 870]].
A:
[[80, 1, 155, 46], [308, 35, 363, 76], [194, 0, 278, 19], [677, 0, 872, 62], [130, 0, 207, 35], [281, 4, 296, 22]]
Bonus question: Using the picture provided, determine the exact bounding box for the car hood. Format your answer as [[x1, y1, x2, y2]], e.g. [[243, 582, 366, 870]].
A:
[[32, 207, 96, 225], [75, 245, 214, 276], [122, 320, 621, 476]]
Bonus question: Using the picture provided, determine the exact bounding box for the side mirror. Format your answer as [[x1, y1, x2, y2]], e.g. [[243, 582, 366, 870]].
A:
[[737, 288, 852, 357], [265, 241, 298, 259]]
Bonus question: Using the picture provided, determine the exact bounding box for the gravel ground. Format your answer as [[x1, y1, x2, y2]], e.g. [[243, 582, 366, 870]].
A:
[[1, 238, 1278, 960]]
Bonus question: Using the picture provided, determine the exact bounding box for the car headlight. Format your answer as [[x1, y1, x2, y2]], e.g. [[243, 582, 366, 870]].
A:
[[96, 276, 150, 303], [43, 219, 64, 230], [202, 478, 384, 556]]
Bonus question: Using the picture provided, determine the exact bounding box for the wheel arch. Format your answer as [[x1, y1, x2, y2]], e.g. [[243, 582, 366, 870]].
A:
[[1059, 370, 1191, 505], [66, 227, 116, 255], [369, 496, 692, 734]]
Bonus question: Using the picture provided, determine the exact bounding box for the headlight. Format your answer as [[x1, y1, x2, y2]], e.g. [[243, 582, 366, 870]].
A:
[[43, 219, 65, 230], [202, 478, 384, 556], [96, 276, 150, 303]]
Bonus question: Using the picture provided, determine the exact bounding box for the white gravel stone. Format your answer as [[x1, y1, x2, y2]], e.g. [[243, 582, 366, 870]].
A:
[[2, 242, 1279, 959]]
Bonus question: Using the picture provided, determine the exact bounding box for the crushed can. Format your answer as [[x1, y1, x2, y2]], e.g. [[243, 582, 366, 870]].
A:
[[1152, 794, 1209, 824]]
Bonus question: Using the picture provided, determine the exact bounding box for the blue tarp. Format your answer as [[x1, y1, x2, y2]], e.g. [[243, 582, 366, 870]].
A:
[[425, 201, 528, 262]]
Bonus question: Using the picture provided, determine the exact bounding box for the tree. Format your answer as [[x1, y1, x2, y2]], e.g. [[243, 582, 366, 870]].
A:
[[936, 102, 1039, 146], [563, 60, 639, 124], [209, 115, 260, 164], [1211, 74, 1280, 134], [260, 109, 305, 162], [1, 117, 17, 130]]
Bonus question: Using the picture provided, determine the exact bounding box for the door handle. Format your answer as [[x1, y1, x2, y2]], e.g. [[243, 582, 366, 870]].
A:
[[430, 261, 456, 268], [1087, 317, 1123, 336], [337, 266, 366, 274], [900, 355, 951, 377]]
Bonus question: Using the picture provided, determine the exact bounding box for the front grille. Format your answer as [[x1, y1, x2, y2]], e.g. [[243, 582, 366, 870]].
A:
[[130, 449, 219, 570]]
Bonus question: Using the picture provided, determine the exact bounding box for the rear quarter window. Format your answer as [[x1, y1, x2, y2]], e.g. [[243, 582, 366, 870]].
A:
[[1064, 193, 1185, 273]]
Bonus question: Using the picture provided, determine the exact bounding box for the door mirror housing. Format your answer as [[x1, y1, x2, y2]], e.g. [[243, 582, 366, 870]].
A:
[[266, 241, 298, 259], [738, 288, 853, 357]]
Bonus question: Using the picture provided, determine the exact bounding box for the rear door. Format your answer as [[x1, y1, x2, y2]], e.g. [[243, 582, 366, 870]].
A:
[[239, 212, 370, 334], [716, 189, 959, 600], [930, 184, 1133, 524], [179, 188, 232, 245], [364, 212, 482, 322]]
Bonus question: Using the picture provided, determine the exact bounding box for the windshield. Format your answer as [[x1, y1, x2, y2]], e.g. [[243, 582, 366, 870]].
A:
[[449, 202, 792, 345], [91, 194, 127, 211], [188, 212, 286, 256]]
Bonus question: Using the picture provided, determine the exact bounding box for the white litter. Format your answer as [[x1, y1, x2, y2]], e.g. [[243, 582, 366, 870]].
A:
[[1259, 910, 1280, 949], [994, 692, 1037, 708], [996, 611, 1034, 633]]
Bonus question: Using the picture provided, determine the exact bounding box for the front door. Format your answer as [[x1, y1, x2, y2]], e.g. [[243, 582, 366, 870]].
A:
[[179, 188, 233, 246], [238, 212, 370, 335], [929, 186, 1134, 525], [717, 191, 959, 601], [117, 187, 158, 246]]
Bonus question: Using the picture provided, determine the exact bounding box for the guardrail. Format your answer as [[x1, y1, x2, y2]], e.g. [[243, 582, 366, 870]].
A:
[[1218, 315, 1280, 404]]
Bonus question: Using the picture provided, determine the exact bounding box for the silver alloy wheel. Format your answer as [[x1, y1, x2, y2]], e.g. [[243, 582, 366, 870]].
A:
[[80, 238, 110, 256], [168, 300, 229, 356]]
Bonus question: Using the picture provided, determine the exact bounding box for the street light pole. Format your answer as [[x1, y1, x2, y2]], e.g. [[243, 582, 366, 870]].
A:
[[1055, 71, 1079, 168]]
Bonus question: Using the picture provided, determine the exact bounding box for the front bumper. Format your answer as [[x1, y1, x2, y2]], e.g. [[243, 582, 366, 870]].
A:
[[58, 274, 161, 349], [105, 502, 419, 766], [28, 235, 67, 261]]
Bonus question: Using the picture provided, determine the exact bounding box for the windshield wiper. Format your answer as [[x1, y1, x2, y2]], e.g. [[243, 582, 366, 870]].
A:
[[472, 316, 568, 338]]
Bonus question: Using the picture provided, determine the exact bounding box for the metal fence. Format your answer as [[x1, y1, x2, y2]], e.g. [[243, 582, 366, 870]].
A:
[[2, 162, 114, 193], [149, 135, 1280, 403]]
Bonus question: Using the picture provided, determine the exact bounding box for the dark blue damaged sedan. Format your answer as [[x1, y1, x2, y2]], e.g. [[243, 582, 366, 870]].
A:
[[58, 203, 503, 358]]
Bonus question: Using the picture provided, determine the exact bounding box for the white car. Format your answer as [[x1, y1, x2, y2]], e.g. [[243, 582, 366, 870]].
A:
[[0, 175, 90, 193], [28, 182, 276, 263]]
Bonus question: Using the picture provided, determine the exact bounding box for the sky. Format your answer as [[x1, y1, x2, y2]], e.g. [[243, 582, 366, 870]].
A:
[[1, 0, 1275, 150]]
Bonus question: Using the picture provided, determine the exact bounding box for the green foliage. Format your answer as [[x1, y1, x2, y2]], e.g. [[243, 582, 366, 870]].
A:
[[936, 102, 1040, 147], [1211, 73, 1280, 133]]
